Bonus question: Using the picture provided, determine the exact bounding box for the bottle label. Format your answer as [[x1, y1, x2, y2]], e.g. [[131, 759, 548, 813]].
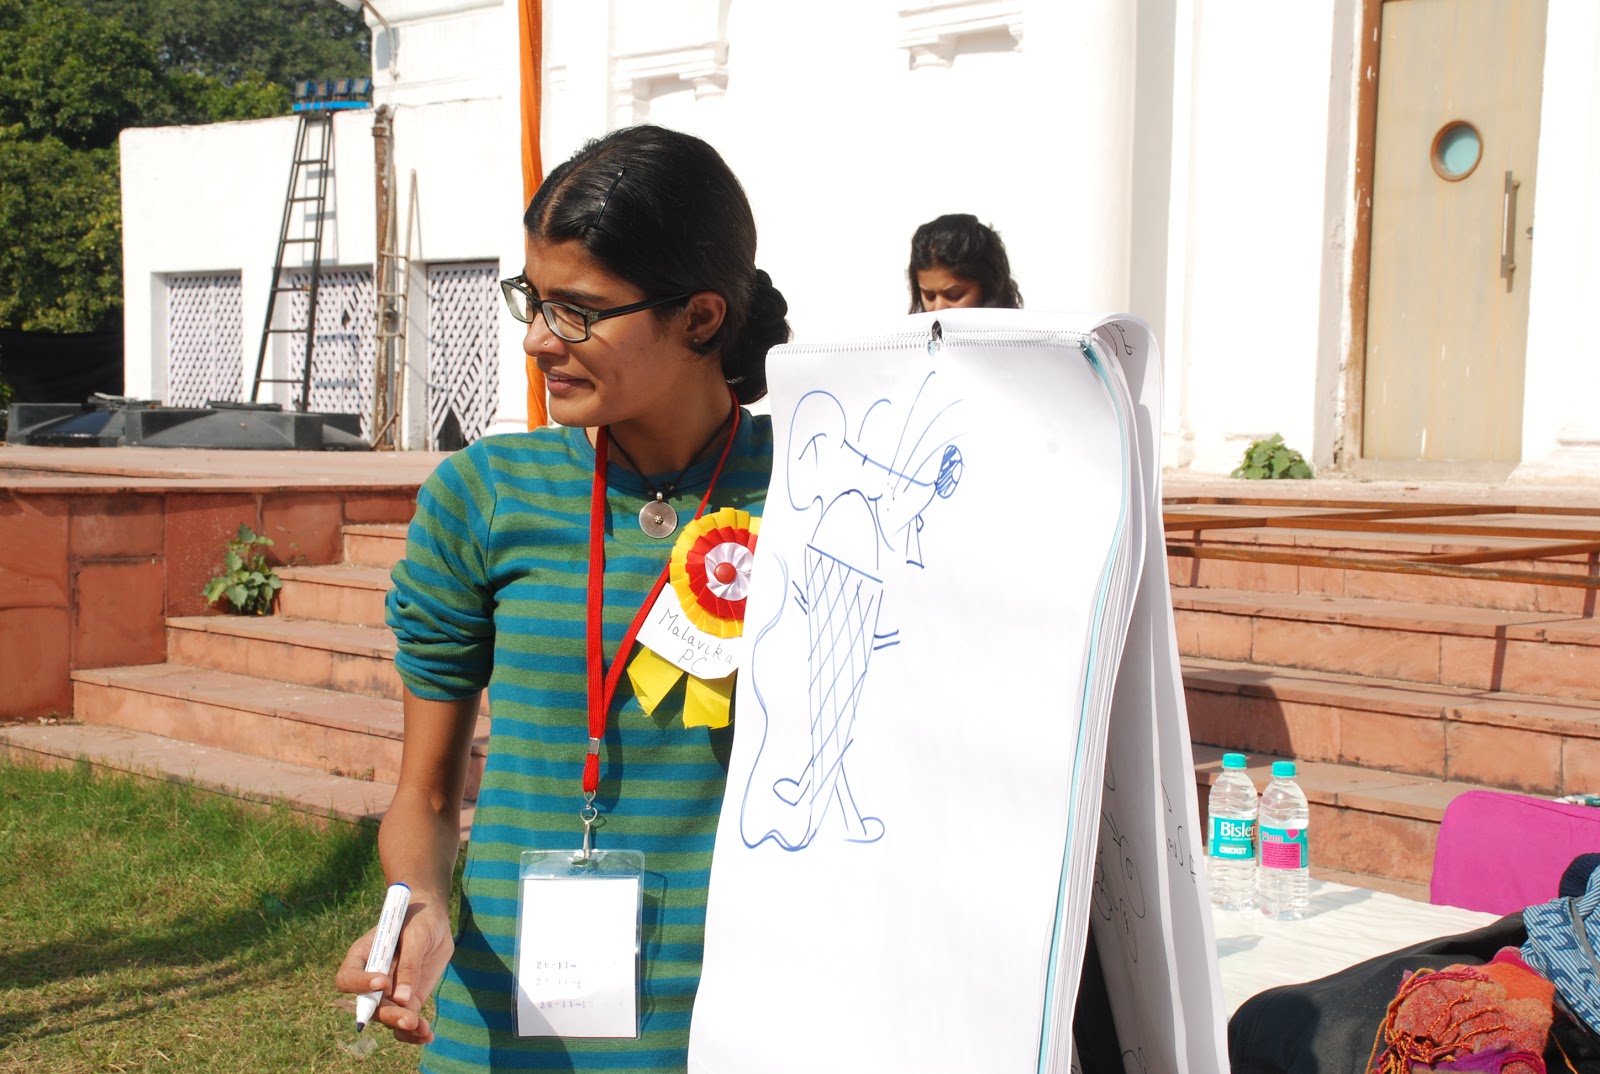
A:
[[1209, 816, 1256, 860], [1260, 825, 1308, 869]]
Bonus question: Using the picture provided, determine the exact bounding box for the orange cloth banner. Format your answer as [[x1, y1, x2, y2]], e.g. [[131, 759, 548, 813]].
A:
[[518, 0, 549, 429]]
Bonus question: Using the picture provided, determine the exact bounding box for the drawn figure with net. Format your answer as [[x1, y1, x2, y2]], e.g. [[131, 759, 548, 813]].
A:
[[741, 374, 963, 850]]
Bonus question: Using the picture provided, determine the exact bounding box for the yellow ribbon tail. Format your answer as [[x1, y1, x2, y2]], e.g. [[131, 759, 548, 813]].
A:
[[627, 646, 685, 716], [683, 672, 735, 730]]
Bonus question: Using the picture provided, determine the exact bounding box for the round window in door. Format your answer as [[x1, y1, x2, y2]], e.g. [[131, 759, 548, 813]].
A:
[[1430, 120, 1483, 181]]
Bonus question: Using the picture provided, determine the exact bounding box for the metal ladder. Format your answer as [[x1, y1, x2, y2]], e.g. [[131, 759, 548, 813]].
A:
[[250, 112, 334, 409]]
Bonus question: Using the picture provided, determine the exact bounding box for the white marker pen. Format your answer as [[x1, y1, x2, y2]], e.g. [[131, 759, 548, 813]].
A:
[[355, 882, 411, 1033]]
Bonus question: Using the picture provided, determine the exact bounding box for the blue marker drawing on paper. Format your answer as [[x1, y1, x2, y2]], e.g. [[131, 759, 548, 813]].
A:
[[741, 372, 963, 851]]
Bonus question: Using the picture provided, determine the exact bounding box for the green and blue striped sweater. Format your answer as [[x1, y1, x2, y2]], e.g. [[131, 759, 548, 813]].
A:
[[387, 413, 773, 1073]]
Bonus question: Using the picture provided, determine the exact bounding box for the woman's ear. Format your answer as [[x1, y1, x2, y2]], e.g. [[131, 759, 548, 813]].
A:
[[683, 292, 727, 348]]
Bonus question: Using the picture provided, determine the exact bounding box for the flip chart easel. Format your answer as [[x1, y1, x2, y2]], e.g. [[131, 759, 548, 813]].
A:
[[689, 310, 1228, 1074]]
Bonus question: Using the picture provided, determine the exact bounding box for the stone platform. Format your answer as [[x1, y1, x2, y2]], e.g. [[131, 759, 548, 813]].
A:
[[0, 445, 442, 720], [6, 446, 1600, 887]]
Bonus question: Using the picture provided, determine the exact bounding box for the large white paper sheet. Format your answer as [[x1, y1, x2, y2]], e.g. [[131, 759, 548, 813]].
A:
[[689, 311, 1225, 1074], [1089, 317, 1228, 1074], [914, 313, 1228, 1073]]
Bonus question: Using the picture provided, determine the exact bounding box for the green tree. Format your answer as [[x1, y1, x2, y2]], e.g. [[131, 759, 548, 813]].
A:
[[0, 1, 168, 149], [78, 0, 370, 87], [167, 71, 292, 124], [0, 0, 367, 333], [0, 134, 122, 332]]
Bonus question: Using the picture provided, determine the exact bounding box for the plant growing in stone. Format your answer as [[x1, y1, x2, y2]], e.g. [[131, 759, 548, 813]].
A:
[[1232, 434, 1313, 480], [202, 524, 283, 615]]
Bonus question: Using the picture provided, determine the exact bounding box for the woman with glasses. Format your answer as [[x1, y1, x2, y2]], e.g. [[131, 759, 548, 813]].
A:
[[907, 213, 1022, 312], [335, 124, 789, 1073]]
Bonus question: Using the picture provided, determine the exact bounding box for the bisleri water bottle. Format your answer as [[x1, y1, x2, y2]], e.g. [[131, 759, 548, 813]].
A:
[[1207, 753, 1258, 910], [1257, 760, 1311, 920]]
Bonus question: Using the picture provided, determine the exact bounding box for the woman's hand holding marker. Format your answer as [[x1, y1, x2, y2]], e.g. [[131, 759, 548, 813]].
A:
[[336, 883, 455, 1045]]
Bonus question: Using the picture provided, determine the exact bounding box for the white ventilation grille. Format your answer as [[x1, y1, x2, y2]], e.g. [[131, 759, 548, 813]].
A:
[[165, 272, 243, 407], [426, 262, 500, 448], [285, 268, 376, 437]]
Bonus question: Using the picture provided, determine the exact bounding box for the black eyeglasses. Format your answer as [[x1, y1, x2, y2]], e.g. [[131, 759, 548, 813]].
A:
[[499, 276, 691, 343]]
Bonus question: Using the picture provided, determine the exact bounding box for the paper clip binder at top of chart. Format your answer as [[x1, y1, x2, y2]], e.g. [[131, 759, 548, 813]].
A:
[[688, 310, 1228, 1074]]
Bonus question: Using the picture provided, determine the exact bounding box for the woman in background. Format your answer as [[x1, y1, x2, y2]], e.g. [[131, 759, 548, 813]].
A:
[[906, 213, 1022, 312]]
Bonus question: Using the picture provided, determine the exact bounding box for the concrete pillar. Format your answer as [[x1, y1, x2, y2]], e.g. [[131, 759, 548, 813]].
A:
[[1024, 0, 1137, 313], [1514, 0, 1600, 482]]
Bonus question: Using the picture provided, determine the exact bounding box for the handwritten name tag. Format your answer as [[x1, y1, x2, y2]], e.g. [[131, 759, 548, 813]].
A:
[[635, 586, 745, 681]]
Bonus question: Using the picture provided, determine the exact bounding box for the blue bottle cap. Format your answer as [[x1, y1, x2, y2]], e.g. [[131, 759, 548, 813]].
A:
[[1271, 760, 1297, 778], [1222, 753, 1248, 769]]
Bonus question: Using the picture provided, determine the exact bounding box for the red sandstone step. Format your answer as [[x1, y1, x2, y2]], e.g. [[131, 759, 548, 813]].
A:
[[276, 564, 392, 628], [1191, 743, 1497, 889], [71, 664, 489, 796], [1183, 658, 1600, 795], [343, 524, 409, 570], [1165, 507, 1600, 547], [0, 721, 473, 837], [1174, 587, 1600, 700], [1166, 525, 1600, 616], [166, 615, 402, 700]]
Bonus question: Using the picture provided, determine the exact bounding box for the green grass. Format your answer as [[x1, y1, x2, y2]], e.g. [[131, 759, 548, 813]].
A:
[[0, 757, 443, 1073]]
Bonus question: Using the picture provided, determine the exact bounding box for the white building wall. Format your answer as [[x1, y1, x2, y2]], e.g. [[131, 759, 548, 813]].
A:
[[1164, 2, 1344, 474], [1515, 0, 1600, 481], [118, 0, 1600, 475], [542, 0, 1143, 353], [492, 0, 535, 434], [123, 115, 301, 407], [536, 0, 1345, 474], [370, 0, 502, 107], [119, 0, 513, 445]]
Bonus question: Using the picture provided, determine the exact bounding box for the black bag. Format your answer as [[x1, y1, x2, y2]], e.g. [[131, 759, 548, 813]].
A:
[[1227, 912, 1600, 1073]]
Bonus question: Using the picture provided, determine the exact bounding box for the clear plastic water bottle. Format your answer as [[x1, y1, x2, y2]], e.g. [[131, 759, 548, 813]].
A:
[[1207, 752, 1258, 910], [1257, 760, 1311, 919]]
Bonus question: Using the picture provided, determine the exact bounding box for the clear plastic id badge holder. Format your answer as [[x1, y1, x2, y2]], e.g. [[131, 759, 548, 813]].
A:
[[513, 848, 644, 1039]]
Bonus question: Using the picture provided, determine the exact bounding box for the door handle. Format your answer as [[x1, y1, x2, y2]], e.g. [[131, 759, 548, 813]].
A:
[[1501, 170, 1521, 293]]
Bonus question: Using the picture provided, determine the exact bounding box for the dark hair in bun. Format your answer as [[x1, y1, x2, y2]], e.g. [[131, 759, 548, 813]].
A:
[[525, 124, 790, 403]]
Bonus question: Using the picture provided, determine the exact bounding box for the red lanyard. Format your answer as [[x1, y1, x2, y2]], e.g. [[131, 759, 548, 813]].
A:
[[582, 405, 741, 797]]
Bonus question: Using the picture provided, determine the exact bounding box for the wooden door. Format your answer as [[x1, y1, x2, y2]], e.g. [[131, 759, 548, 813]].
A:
[[1361, 0, 1547, 467]]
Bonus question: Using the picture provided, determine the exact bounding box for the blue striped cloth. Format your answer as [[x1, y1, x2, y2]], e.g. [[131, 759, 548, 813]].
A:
[[1521, 859, 1600, 1036]]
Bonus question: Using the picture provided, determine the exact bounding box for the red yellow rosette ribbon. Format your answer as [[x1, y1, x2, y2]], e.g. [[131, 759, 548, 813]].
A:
[[670, 508, 759, 637], [627, 507, 760, 729]]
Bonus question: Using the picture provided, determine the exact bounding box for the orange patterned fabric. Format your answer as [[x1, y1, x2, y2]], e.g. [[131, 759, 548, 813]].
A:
[[1367, 949, 1554, 1074]]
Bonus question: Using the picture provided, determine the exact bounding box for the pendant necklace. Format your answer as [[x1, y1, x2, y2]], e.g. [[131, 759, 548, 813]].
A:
[[607, 407, 735, 539]]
